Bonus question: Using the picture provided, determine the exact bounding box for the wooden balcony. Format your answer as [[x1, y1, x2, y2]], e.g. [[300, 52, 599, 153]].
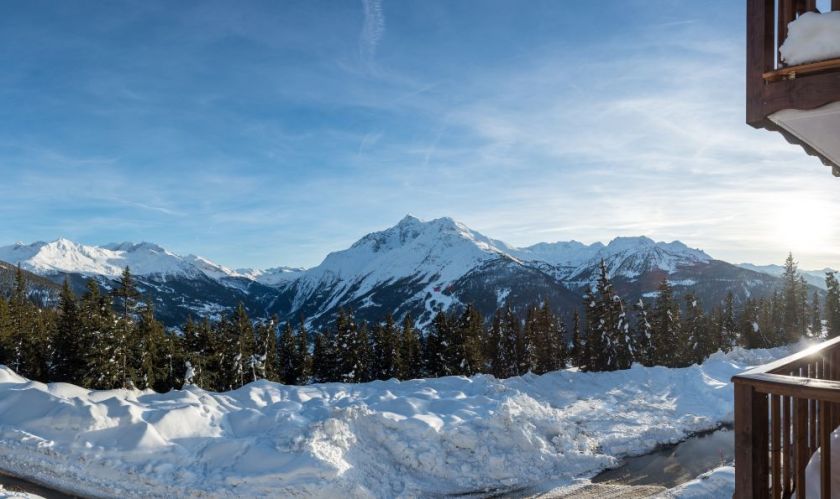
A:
[[747, 0, 840, 174], [733, 337, 840, 498]]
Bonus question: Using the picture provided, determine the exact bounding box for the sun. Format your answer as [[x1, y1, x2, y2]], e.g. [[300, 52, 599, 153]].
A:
[[773, 197, 835, 256]]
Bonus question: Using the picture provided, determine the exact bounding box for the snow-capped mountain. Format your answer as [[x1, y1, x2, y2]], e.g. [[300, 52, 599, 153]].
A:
[[235, 266, 306, 287], [737, 263, 836, 290], [0, 216, 814, 328]]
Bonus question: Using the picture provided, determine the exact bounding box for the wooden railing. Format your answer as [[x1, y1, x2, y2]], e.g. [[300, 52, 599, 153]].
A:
[[746, 0, 840, 124], [733, 336, 840, 498]]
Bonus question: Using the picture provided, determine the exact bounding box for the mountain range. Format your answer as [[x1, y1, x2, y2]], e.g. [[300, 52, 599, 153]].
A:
[[0, 215, 826, 329]]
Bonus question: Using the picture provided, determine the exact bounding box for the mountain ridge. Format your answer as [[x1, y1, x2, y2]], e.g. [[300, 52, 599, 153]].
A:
[[0, 216, 818, 328]]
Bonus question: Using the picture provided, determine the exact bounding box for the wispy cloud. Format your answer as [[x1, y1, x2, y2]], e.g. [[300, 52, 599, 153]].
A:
[[359, 0, 385, 70]]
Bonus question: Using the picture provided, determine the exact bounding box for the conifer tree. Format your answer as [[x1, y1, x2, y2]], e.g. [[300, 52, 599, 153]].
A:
[[294, 318, 312, 384], [632, 299, 653, 366], [80, 280, 121, 389], [484, 310, 503, 376], [52, 278, 81, 382], [499, 306, 521, 377], [586, 261, 629, 371], [534, 302, 566, 373], [825, 272, 840, 339], [398, 314, 422, 380], [233, 304, 256, 387], [112, 267, 141, 388], [135, 304, 166, 390], [682, 293, 707, 366], [183, 317, 216, 389], [570, 309, 584, 368], [523, 305, 540, 373], [424, 311, 449, 377], [372, 314, 400, 380], [810, 291, 822, 337], [454, 305, 484, 376], [720, 291, 738, 351], [278, 323, 298, 384], [781, 253, 804, 341], [650, 279, 680, 367], [255, 317, 278, 381]]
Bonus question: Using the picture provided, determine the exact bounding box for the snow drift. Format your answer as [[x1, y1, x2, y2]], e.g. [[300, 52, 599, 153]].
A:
[[0, 344, 802, 498]]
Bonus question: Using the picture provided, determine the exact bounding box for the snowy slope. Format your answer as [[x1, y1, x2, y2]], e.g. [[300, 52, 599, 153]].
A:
[[0, 343, 805, 498], [236, 266, 306, 287]]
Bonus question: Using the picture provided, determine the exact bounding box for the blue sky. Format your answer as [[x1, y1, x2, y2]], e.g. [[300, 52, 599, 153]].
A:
[[1, 0, 838, 270]]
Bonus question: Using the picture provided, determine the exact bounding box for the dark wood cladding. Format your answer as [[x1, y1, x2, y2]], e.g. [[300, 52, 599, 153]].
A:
[[733, 337, 840, 498], [746, 0, 840, 172]]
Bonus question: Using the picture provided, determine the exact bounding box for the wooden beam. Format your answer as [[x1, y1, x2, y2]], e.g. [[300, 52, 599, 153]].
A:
[[772, 395, 782, 499], [820, 402, 831, 498], [738, 337, 840, 376], [735, 383, 771, 498], [764, 58, 840, 82], [735, 373, 840, 403], [795, 397, 808, 499], [747, 0, 778, 125]]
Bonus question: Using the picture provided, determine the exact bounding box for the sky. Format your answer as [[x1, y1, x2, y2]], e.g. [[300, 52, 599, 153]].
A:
[[1, 0, 838, 270]]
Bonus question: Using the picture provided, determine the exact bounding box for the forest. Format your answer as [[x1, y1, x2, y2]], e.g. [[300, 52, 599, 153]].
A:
[[0, 254, 836, 393]]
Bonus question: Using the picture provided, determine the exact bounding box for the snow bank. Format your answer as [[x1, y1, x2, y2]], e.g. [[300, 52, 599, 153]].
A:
[[805, 426, 840, 498], [0, 486, 42, 499], [663, 465, 735, 498], [0, 344, 803, 498], [780, 11, 840, 65]]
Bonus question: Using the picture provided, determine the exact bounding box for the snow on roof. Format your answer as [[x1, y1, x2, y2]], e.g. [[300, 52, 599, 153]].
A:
[[780, 11, 840, 66]]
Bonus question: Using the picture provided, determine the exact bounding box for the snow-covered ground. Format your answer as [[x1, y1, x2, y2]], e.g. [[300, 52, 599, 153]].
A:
[[663, 465, 734, 498], [0, 343, 806, 498]]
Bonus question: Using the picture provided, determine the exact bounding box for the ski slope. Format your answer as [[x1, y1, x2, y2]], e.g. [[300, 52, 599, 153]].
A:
[[0, 343, 805, 498]]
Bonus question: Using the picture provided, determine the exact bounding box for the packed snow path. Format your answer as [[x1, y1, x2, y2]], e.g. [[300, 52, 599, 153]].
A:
[[0, 344, 803, 498]]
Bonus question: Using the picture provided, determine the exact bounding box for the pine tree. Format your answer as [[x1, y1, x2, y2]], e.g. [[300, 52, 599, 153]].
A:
[[80, 279, 120, 389], [278, 323, 298, 384], [112, 267, 141, 388], [398, 314, 422, 380], [484, 310, 503, 376], [255, 317, 278, 381], [586, 260, 629, 371], [781, 253, 805, 341], [372, 314, 400, 380], [534, 302, 566, 373], [234, 304, 257, 387], [294, 318, 311, 384], [52, 278, 81, 382], [682, 293, 707, 366], [183, 317, 216, 389], [582, 287, 599, 371], [650, 279, 680, 367], [825, 272, 840, 338], [570, 309, 584, 368], [453, 305, 484, 376], [499, 306, 521, 377], [632, 299, 654, 366], [424, 311, 449, 377], [134, 304, 166, 390], [720, 291, 738, 352], [810, 291, 822, 337]]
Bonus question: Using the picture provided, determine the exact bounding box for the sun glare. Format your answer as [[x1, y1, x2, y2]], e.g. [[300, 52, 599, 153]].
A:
[[773, 197, 834, 255]]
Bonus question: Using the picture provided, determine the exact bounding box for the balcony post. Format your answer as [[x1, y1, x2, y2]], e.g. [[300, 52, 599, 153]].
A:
[[735, 381, 770, 498]]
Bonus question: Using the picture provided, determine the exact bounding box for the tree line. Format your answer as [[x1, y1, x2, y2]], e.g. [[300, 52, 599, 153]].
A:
[[0, 253, 832, 392]]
